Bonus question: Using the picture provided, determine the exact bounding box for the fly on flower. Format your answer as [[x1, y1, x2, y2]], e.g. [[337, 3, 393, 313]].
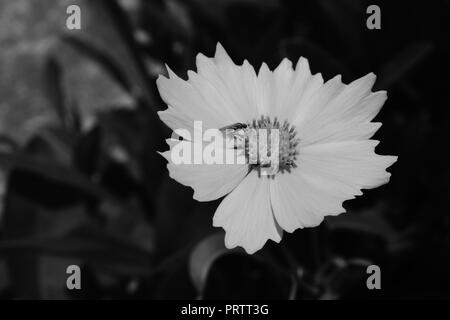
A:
[[219, 122, 248, 151], [157, 43, 398, 254]]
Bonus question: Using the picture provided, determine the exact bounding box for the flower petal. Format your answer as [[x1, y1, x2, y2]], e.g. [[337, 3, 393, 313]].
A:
[[157, 67, 227, 130], [295, 73, 386, 146], [157, 106, 196, 139], [280, 57, 325, 120], [213, 170, 282, 254], [193, 43, 259, 122], [256, 59, 294, 118], [271, 140, 396, 233], [300, 140, 397, 191], [270, 169, 343, 233], [160, 139, 249, 201]]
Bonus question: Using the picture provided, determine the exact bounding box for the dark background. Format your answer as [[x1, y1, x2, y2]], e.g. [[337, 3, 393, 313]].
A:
[[0, 0, 449, 299]]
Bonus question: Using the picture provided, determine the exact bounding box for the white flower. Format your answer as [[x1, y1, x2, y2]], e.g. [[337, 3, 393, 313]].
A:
[[157, 43, 397, 254]]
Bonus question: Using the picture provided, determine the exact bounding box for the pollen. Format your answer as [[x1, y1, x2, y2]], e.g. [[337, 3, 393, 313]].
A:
[[222, 116, 300, 176]]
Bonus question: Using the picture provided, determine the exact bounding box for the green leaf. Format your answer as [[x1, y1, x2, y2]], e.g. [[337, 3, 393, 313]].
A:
[[43, 57, 67, 126], [189, 232, 241, 297], [316, 257, 373, 300], [0, 151, 106, 199], [325, 204, 397, 241], [98, 0, 156, 108], [61, 35, 133, 95], [0, 222, 154, 277], [44, 55, 82, 132], [324, 203, 412, 254], [32, 126, 76, 166], [0, 134, 19, 152]]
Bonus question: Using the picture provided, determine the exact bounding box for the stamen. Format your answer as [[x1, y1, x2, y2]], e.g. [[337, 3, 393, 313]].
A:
[[221, 116, 300, 176]]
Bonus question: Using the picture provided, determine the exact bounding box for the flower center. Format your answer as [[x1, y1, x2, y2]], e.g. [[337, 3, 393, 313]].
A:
[[221, 116, 300, 176]]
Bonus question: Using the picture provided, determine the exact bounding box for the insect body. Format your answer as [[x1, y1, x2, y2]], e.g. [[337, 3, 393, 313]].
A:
[[220, 122, 248, 149], [219, 122, 248, 132]]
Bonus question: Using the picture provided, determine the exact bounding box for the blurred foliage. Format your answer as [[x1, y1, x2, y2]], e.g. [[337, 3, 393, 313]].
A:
[[0, 0, 450, 299]]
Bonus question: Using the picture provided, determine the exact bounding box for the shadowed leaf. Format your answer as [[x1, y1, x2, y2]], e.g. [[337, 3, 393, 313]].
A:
[[325, 204, 396, 241], [43, 57, 67, 127], [189, 232, 241, 297], [0, 151, 106, 199], [62, 35, 134, 95], [0, 222, 153, 277]]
